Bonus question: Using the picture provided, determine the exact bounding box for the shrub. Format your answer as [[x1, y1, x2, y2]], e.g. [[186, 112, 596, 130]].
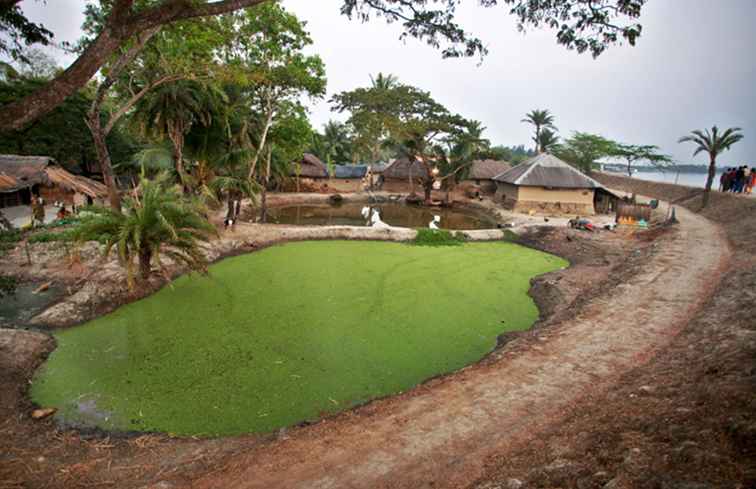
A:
[[413, 228, 466, 246]]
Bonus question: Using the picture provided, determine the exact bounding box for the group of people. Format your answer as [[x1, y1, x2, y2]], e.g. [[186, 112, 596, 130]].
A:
[[719, 166, 755, 194], [29, 196, 73, 228]]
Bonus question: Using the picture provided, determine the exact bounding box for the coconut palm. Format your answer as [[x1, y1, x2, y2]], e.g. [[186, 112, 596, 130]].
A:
[[370, 72, 399, 90], [74, 171, 216, 287], [522, 109, 557, 154], [537, 128, 560, 153], [134, 80, 227, 183], [679, 126, 743, 207]]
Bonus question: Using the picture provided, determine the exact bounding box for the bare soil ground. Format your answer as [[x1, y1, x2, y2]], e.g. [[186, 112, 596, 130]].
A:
[[2, 190, 751, 489]]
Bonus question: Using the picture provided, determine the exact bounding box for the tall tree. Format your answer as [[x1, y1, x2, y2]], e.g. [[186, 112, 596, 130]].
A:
[[553, 132, 617, 172], [679, 126, 743, 208], [0, 0, 648, 131], [220, 4, 325, 184], [344, 82, 468, 202], [84, 14, 232, 209], [521, 109, 557, 153], [612, 143, 672, 177]]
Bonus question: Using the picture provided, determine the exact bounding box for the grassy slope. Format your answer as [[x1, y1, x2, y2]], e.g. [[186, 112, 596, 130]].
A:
[[32, 241, 565, 436]]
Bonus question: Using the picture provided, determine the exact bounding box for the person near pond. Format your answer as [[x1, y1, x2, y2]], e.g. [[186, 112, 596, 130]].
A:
[[30, 196, 45, 227], [719, 170, 729, 192]]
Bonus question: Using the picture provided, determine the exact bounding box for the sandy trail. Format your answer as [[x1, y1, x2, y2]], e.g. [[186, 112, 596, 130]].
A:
[[188, 206, 728, 489]]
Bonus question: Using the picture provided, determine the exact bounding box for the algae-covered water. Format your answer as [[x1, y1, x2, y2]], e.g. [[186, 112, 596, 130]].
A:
[[32, 241, 566, 437]]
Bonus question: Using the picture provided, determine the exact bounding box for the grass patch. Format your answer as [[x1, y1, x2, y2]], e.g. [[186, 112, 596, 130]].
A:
[[27, 229, 76, 244], [0, 230, 22, 257], [32, 240, 566, 436], [413, 228, 466, 246]]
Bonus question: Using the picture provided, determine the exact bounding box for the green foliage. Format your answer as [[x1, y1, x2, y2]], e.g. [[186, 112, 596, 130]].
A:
[[612, 143, 673, 176], [478, 144, 534, 164], [0, 5, 53, 63], [522, 109, 557, 153], [0, 229, 22, 257], [553, 132, 618, 172], [0, 78, 138, 171], [414, 228, 466, 246], [341, 1, 646, 59], [27, 229, 76, 244], [332, 74, 468, 169], [73, 171, 216, 285], [679, 126, 744, 205]]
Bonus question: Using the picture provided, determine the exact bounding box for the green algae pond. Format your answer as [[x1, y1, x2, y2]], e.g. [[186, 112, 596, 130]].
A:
[[31, 240, 566, 437]]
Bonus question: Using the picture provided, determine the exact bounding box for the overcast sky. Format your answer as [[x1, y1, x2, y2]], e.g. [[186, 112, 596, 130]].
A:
[[17, 0, 756, 165]]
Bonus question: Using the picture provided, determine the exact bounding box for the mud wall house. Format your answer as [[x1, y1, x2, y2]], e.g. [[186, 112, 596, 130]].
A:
[[289, 153, 329, 192], [329, 164, 368, 192], [493, 153, 617, 215], [381, 157, 429, 193], [463, 159, 512, 194], [0, 155, 108, 208]]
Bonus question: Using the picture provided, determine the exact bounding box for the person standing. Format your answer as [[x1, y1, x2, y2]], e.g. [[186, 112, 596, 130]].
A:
[[30, 196, 45, 227]]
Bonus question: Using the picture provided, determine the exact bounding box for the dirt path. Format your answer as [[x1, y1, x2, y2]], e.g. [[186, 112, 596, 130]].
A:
[[191, 207, 729, 489]]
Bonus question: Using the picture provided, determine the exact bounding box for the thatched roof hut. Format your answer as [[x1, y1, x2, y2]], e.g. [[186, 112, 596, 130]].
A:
[[467, 160, 512, 181], [492, 153, 608, 215], [382, 157, 428, 180], [291, 153, 328, 178], [493, 153, 602, 189], [0, 155, 108, 207], [333, 165, 368, 179]]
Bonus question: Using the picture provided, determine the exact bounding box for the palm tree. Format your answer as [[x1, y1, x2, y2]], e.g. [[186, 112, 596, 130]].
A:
[[522, 109, 557, 154], [370, 72, 399, 90], [134, 80, 227, 183], [537, 128, 560, 154], [74, 171, 216, 287], [679, 126, 743, 207], [320, 120, 353, 164]]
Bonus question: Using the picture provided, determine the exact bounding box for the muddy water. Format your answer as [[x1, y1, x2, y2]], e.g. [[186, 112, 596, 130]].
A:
[[260, 203, 497, 230], [0, 282, 65, 327]]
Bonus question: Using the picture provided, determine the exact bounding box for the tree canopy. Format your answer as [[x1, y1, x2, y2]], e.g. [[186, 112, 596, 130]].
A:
[[0, 0, 649, 131]]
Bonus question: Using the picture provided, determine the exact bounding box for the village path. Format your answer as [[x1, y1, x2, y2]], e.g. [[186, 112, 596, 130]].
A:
[[191, 205, 729, 489]]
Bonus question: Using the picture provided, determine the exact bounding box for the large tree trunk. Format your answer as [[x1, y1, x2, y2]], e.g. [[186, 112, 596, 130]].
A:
[[87, 114, 122, 210], [260, 145, 272, 223], [423, 179, 433, 204], [702, 155, 716, 208], [138, 245, 152, 280]]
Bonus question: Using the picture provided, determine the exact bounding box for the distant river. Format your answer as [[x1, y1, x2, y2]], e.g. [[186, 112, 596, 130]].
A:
[[627, 171, 723, 189]]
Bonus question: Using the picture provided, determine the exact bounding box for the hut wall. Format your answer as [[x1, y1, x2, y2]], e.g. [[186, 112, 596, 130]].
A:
[[380, 179, 414, 193], [327, 179, 364, 193], [494, 182, 519, 207], [463, 179, 497, 194], [518, 186, 595, 206], [39, 186, 74, 205]]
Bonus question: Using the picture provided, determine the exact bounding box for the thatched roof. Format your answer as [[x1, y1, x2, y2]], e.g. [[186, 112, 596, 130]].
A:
[[333, 165, 368, 179], [467, 160, 512, 180], [45, 167, 108, 198], [382, 157, 429, 180], [0, 154, 107, 198], [291, 153, 328, 178], [493, 153, 602, 189], [0, 155, 52, 192]]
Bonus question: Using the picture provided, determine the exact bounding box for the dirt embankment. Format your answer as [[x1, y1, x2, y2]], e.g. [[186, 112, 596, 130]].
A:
[[468, 175, 756, 488]]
